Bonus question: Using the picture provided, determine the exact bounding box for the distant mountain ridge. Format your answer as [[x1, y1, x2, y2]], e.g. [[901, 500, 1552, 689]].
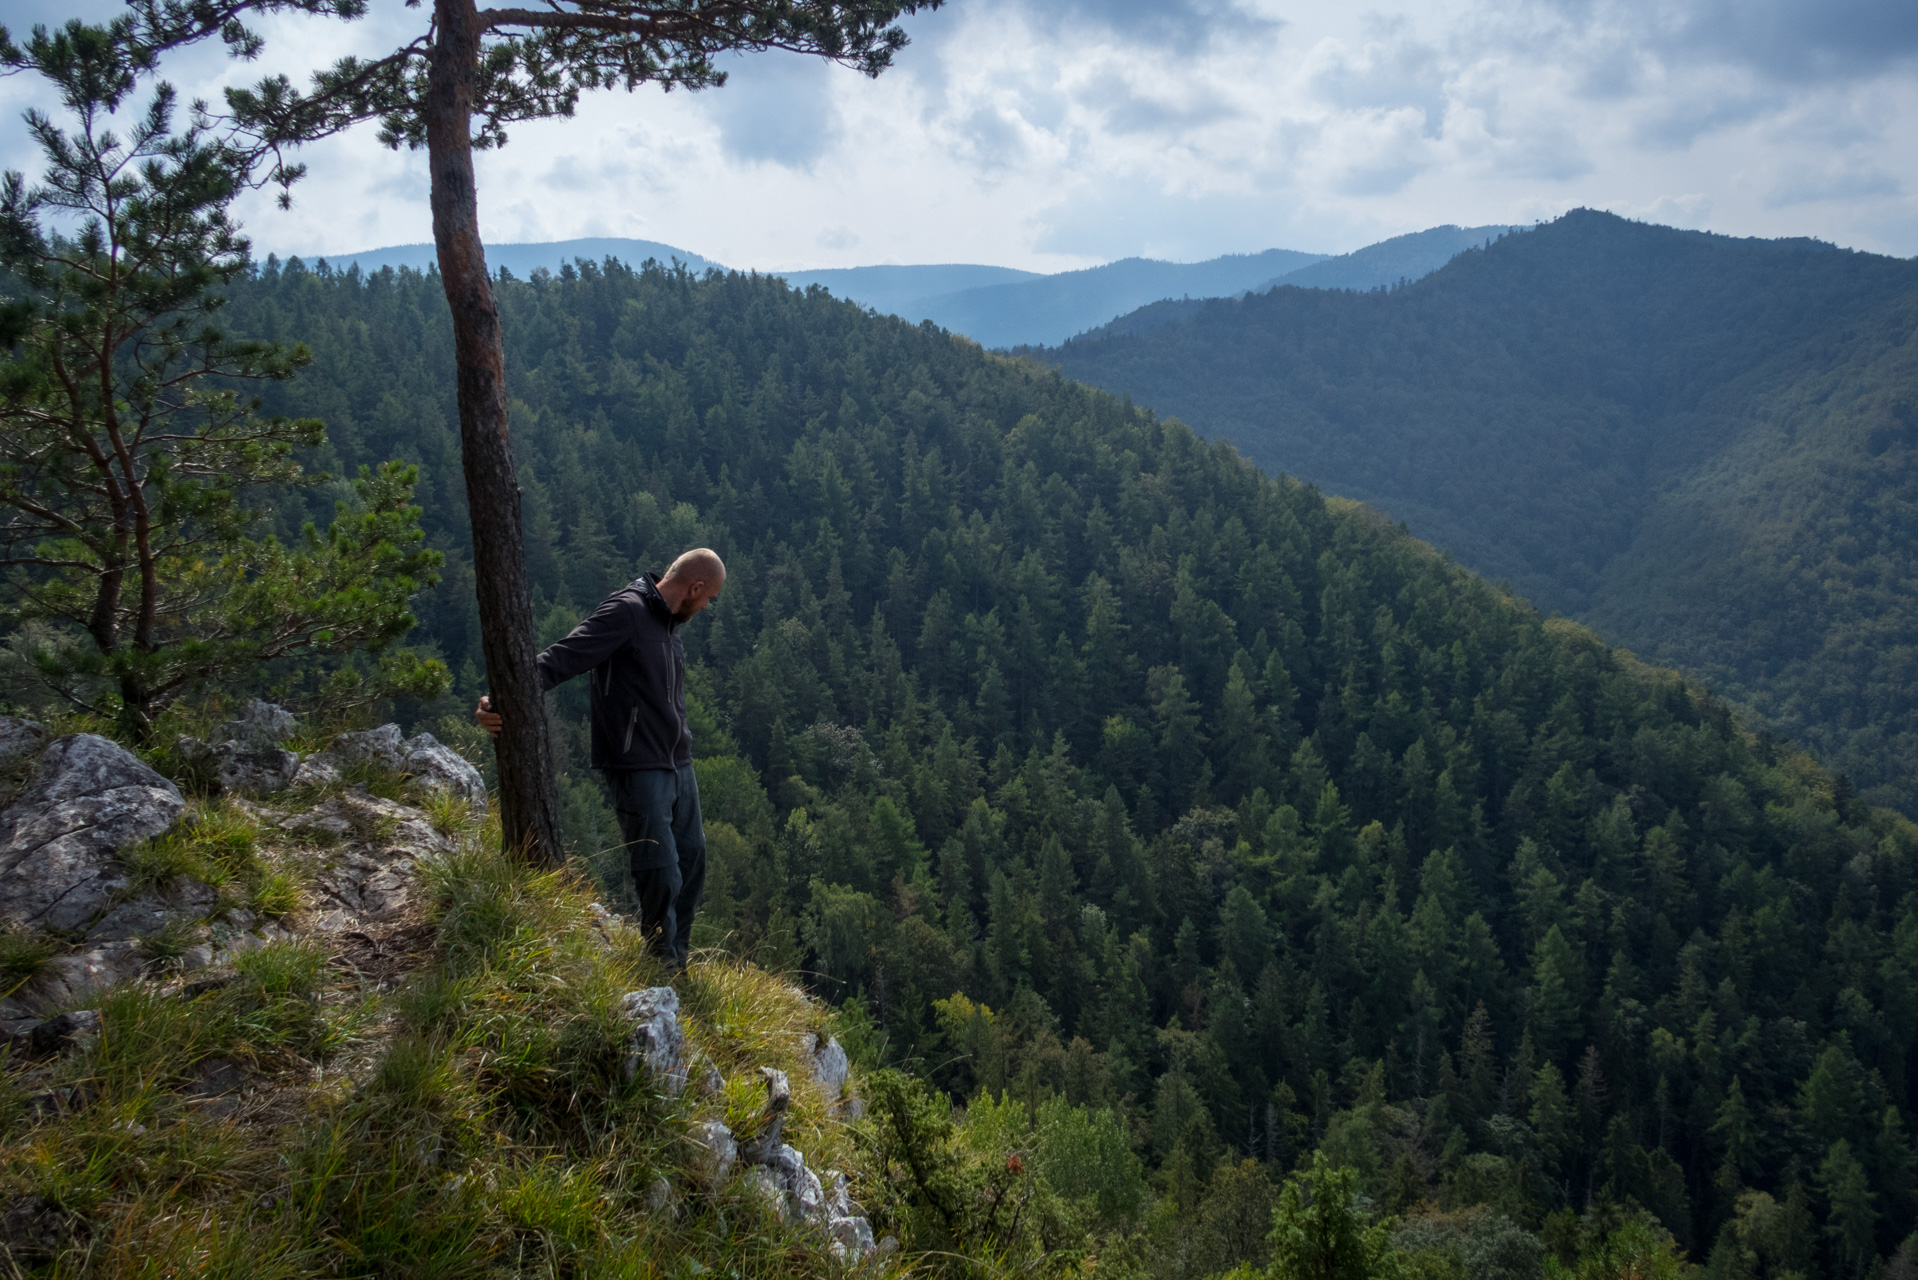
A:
[[1261, 223, 1525, 291], [1050, 209, 1918, 811], [309, 224, 1526, 349], [775, 263, 1043, 314], [315, 236, 725, 278], [886, 248, 1328, 348], [1069, 224, 1526, 342]]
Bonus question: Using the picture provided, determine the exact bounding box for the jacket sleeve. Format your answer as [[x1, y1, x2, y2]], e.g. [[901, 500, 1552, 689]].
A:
[[535, 595, 633, 691]]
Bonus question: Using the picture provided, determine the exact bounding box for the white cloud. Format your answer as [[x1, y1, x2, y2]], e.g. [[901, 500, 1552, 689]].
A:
[[0, 0, 1913, 267]]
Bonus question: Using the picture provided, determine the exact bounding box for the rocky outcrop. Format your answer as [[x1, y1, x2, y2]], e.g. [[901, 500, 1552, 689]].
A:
[[0, 733, 183, 934], [175, 700, 303, 798], [620, 987, 689, 1096], [686, 1119, 738, 1186], [397, 734, 487, 811], [822, 1171, 880, 1262], [177, 737, 300, 798], [265, 791, 450, 932], [802, 1030, 864, 1117], [298, 724, 486, 812], [221, 701, 298, 750], [168, 705, 485, 814], [692, 1057, 880, 1261], [0, 714, 473, 1023], [84, 877, 216, 943], [804, 1032, 850, 1096]]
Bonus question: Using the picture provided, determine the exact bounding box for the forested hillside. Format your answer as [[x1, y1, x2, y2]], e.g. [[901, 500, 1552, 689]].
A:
[[1050, 210, 1918, 816], [222, 257, 1918, 1275]]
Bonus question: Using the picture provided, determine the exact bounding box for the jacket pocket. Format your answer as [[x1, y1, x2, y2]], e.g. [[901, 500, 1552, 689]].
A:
[[623, 706, 639, 753]]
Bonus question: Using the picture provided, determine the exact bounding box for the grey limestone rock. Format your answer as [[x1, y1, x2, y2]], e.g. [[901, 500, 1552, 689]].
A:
[[330, 724, 406, 769], [738, 1067, 791, 1164], [619, 986, 688, 1095], [309, 848, 415, 931], [686, 1119, 738, 1186], [215, 746, 300, 798], [803, 1032, 851, 1097], [747, 1142, 826, 1224], [219, 701, 297, 752], [0, 733, 183, 934], [291, 754, 342, 788], [804, 1030, 865, 1119], [310, 725, 486, 812], [176, 703, 302, 798], [729, 1071, 877, 1257], [399, 732, 487, 812], [824, 1170, 878, 1263], [15, 942, 145, 1012], [304, 793, 447, 931], [743, 1166, 786, 1215], [696, 1060, 727, 1097], [83, 876, 216, 943]]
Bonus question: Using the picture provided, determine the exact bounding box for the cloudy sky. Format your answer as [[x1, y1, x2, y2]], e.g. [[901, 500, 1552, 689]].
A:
[[3, 0, 1915, 270]]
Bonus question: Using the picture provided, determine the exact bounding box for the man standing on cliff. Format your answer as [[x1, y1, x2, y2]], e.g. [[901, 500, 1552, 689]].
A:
[[477, 548, 725, 968]]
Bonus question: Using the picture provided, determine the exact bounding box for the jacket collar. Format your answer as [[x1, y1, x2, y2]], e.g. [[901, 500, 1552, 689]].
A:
[[637, 572, 680, 629]]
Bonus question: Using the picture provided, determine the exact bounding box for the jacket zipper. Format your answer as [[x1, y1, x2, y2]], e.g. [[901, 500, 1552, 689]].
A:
[[624, 706, 638, 753]]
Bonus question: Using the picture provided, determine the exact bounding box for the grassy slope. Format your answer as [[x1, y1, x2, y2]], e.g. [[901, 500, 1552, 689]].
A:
[[1, 773, 868, 1279]]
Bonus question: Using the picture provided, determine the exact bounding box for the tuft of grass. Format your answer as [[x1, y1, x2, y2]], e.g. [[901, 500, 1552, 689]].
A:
[[420, 786, 474, 838], [235, 938, 329, 1001], [0, 923, 58, 998], [337, 755, 411, 802], [250, 863, 305, 917], [122, 800, 260, 893], [123, 799, 310, 926], [138, 913, 200, 963]]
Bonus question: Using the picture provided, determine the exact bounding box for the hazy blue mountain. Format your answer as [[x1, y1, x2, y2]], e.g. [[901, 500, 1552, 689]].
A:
[[774, 263, 1042, 314], [311, 226, 1515, 350], [1261, 223, 1526, 291], [892, 248, 1328, 348], [313, 236, 724, 277], [1050, 209, 1918, 811]]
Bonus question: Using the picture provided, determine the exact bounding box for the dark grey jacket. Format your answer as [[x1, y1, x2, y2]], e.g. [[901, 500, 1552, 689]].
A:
[[536, 573, 692, 771]]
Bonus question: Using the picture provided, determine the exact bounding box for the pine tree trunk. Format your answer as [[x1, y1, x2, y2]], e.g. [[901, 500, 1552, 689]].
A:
[[424, 0, 564, 865]]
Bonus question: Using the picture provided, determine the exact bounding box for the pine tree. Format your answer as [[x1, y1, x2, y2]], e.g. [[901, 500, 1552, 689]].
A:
[[1268, 1153, 1395, 1280], [1216, 660, 1272, 802], [1530, 1061, 1575, 1181], [0, 28, 444, 736], [1527, 925, 1586, 1064], [1149, 664, 1206, 816], [1711, 1075, 1759, 1195], [1818, 1139, 1877, 1277]]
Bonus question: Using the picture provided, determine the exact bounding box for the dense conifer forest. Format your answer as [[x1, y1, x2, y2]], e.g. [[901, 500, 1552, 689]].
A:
[[1048, 210, 1918, 818], [210, 256, 1917, 1276]]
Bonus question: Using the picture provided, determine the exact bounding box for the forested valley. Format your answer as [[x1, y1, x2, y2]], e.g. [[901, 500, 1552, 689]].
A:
[[178, 254, 1918, 1278], [1048, 210, 1918, 818]]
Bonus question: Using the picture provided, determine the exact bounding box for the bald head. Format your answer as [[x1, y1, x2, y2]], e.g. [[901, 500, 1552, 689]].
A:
[[664, 547, 726, 585], [658, 547, 726, 620]]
